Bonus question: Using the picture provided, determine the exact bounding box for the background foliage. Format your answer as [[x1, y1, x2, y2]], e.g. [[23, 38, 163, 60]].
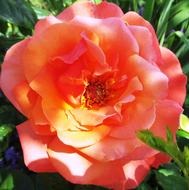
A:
[[0, 0, 189, 189]]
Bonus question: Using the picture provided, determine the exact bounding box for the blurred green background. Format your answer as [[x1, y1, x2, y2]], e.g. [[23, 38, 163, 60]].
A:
[[0, 0, 189, 189]]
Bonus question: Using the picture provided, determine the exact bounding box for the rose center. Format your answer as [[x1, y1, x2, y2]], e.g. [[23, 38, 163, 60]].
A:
[[82, 80, 108, 109]]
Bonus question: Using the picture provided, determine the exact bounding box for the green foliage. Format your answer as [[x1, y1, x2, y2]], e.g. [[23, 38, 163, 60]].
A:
[[137, 127, 189, 189], [0, 124, 14, 140], [156, 0, 174, 45], [0, 172, 14, 190], [155, 171, 188, 190], [0, 0, 37, 29], [155, 163, 188, 190], [137, 128, 183, 164], [143, 0, 155, 22], [0, 124, 14, 155], [0, 169, 35, 190]]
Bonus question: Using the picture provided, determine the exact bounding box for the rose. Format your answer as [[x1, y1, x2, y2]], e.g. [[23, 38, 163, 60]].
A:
[[1, 1, 186, 189]]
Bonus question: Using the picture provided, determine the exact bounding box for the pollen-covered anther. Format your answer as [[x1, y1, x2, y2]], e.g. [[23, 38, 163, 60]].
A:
[[82, 79, 109, 109]]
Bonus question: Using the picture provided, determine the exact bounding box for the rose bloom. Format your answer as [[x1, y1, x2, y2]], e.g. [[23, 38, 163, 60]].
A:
[[0, 1, 187, 190]]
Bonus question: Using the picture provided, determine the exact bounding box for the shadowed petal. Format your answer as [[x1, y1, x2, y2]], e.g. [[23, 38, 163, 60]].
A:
[[16, 121, 55, 172], [48, 138, 127, 190], [1, 39, 30, 112], [160, 47, 187, 105], [80, 137, 139, 162], [123, 160, 150, 189], [126, 55, 168, 99], [123, 11, 161, 65]]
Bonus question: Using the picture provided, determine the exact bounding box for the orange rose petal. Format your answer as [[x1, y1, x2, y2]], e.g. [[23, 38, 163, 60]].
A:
[[81, 33, 110, 75], [151, 153, 171, 169], [49, 146, 155, 190], [69, 106, 117, 126], [16, 121, 55, 172], [114, 95, 135, 115], [13, 80, 37, 117], [23, 23, 82, 82], [57, 75, 84, 107], [54, 39, 87, 64], [84, 161, 126, 190], [57, 1, 124, 21], [71, 16, 139, 62], [42, 97, 82, 132], [125, 145, 158, 161], [123, 160, 150, 189], [160, 47, 187, 105], [57, 125, 111, 148], [24, 63, 71, 131], [47, 138, 93, 181], [32, 124, 55, 136], [123, 11, 161, 64], [127, 55, 168, 99], [80, 137, 139, 162], [48, 137, 128, 189], [1, 39, 30, 112], [128, 25, 160, 63], [34, 16, 62, 35], [150, 99, 183, 139], [31, 97, 49, 125], [14, 81, 46, 127], [30, 64, 62, 105], [116, 76, 143, 102], [42, 99, 70, 131], [110, 100, 156, 139]]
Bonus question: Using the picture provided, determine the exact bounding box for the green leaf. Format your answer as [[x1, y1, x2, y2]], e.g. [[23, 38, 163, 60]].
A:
[[155, 171, 188, 190], [156, 0, 174, 44], [0, 124, 14, 154], [170, 31, 189, 58], [0, 173, 14, 190], [167, 0, 189, 30], [32, 6, 51, 19], [169, 9, 189, 29], [158, 162, 181, 176], [177, 129, 189, 139], [183, 146, 189, 168], [0, 0, 37, 29], [158, 167, 180, 177], [92, 0, 102, 4], [166, 127, 174, 142], [0, 20, 8, 34], [0, 124, 14, 140], [180, 114, 189, 133], [170, 0, 189, 16], [132, 0, 138, 12], [0, 169, 35, 190], [136, 182, 152, 190], [137, 129, 184, 171], [177, 130, 189, 151], [183, 63, 189, 75], [137, 130, 167, 153], [143, 0, 155, 22]]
